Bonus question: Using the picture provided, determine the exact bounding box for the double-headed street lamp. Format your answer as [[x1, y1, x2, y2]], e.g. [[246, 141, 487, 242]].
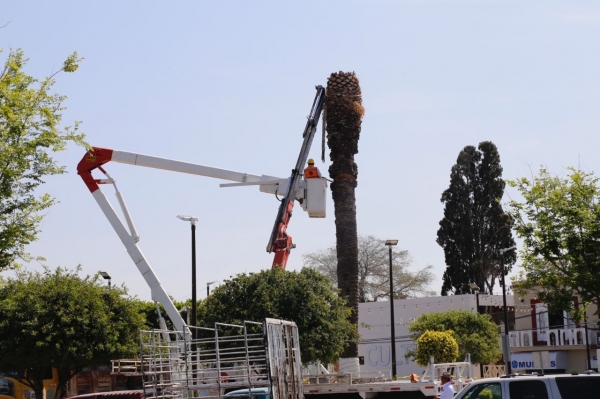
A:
[[499, 246, 516, 376], [385, 239, 399, 379], [177, 215, 199, 331]]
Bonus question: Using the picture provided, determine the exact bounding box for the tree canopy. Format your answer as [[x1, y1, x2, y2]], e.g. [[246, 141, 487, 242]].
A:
[[0, 49, 85, 271], [138, 298, 188, 330], [0, 267, 148, 399], [303, 234, 434, 302], [198, 268, 356, 364], [407, 309, 501, 365], [437, 141, 515, 295], [508, 167, 600, 315], [412, 330, 459, 366]]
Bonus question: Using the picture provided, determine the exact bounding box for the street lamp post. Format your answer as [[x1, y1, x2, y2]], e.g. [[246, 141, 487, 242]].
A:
[[99, 271, 112, 288], [583, 305, 592, 370], [499, 246, 516, 376], [207, 281, 217, 297], [177, 215, 199, 331], [385, 239, 399, 379], [468, 283, 483, 377], [468, 283, 480, 313]]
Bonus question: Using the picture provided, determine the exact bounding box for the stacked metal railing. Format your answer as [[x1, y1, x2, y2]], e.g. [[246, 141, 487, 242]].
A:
[[140, 329, 186, 399], [140, 321, 271, 399]]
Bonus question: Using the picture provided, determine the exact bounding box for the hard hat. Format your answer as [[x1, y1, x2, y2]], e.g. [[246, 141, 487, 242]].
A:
[[307, 159, 315, 165]]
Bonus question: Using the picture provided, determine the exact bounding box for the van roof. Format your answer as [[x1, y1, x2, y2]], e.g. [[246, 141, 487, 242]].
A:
[[224, 388, 269, 395]]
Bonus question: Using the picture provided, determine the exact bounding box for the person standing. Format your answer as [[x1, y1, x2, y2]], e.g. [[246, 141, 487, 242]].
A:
[[438, 372, 455, 399]]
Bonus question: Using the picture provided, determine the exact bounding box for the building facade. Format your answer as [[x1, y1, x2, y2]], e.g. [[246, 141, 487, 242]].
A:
[[508, 291, 599, 374]]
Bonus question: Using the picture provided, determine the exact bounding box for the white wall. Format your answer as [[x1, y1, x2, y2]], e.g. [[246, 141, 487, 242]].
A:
[[358, 294, 513, 377]]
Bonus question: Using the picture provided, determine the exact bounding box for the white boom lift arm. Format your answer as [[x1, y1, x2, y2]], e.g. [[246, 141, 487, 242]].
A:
[[77, 147, 327, 334]]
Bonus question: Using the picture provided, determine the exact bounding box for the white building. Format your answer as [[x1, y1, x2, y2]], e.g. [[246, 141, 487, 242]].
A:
[[358, 294, 513, 378], [509, 289, 599, 373]]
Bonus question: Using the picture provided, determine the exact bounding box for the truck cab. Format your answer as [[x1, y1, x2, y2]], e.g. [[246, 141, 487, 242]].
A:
[[0, 368, 59, 399]]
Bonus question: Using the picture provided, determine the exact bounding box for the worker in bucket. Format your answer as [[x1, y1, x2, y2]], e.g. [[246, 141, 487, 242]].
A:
[[437, 372, 454, 399], [304, 159, 321, 179]]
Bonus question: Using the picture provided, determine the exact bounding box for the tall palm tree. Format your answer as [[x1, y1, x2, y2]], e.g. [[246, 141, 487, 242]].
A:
[[325, 71, 364, 360]]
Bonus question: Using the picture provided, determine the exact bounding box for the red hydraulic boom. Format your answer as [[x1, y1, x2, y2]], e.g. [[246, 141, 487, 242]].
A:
[[267, 86, 325, 268]]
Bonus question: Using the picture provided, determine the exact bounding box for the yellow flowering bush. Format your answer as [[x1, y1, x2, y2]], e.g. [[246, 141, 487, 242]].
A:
[[414, 330, 459, 366]]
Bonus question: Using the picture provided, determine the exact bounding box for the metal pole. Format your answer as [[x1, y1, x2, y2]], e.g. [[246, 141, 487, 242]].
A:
[[501, 251, 511, 376], [191, 222, 197, 385], [476, 291, 483, 378], [388, 245, 397, 379], [584, 307, 591, 370], [207, 284, 210, 297], [191, 223, 197, 330]]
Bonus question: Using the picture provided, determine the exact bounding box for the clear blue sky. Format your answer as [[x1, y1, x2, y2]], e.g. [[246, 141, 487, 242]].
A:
[[2, 1, 599, 301]]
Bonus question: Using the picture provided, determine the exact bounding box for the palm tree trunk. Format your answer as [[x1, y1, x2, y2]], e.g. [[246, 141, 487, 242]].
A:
[[325, 71, 364, 360]]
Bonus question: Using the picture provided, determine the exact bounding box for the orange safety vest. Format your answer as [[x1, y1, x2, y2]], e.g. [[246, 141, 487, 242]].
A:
[[304, 165, 320, 179]]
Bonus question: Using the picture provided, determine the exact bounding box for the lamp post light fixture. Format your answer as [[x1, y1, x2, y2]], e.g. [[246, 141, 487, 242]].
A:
[[207, 281, 217, 297], [177, 215, 199, 331], [499, 246, 516, 376], [99, 271, 111, 288], [385, 239, 399, 379]]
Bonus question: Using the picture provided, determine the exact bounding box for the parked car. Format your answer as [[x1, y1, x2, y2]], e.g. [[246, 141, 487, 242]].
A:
[[223, 388, 269, 399], [454, 373, 600, 399]]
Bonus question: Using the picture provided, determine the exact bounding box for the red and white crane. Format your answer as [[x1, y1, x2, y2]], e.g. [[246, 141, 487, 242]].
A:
[[76, 86, 326, 332]]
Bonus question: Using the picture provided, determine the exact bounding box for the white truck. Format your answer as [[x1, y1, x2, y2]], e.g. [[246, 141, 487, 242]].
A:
[[131, 317, 474, 399]]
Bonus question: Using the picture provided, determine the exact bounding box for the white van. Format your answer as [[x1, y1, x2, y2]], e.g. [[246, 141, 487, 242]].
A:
[[454, 373, 600, 399]]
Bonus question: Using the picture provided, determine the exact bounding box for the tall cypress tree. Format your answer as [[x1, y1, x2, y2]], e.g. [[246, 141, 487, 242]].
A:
[[437, 141, 515, 295]]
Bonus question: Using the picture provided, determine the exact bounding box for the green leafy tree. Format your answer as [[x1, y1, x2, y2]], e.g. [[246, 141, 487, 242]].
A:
[[508, 167, 600, 315], [303, 234, 435, 302], [412, 330, 459, 366], [325, 71, 364, 359], [0, 49, 85, 270], [0, 267, 148, 399], [437, 141, 515, 295], [138, 299, 188, 330], [198, 268, 355, 364], [407, 309, 502, 365]]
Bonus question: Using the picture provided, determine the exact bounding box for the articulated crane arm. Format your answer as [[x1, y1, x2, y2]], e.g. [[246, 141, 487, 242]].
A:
[[77, 138, 327, 331], [77, 148, 288, 333]]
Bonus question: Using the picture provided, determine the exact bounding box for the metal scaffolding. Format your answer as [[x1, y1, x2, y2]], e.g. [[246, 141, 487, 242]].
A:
[[140, 321, 276, 399]]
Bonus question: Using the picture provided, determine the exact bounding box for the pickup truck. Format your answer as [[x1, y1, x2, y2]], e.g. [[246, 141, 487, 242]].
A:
[[453, 373, 600, 399]]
